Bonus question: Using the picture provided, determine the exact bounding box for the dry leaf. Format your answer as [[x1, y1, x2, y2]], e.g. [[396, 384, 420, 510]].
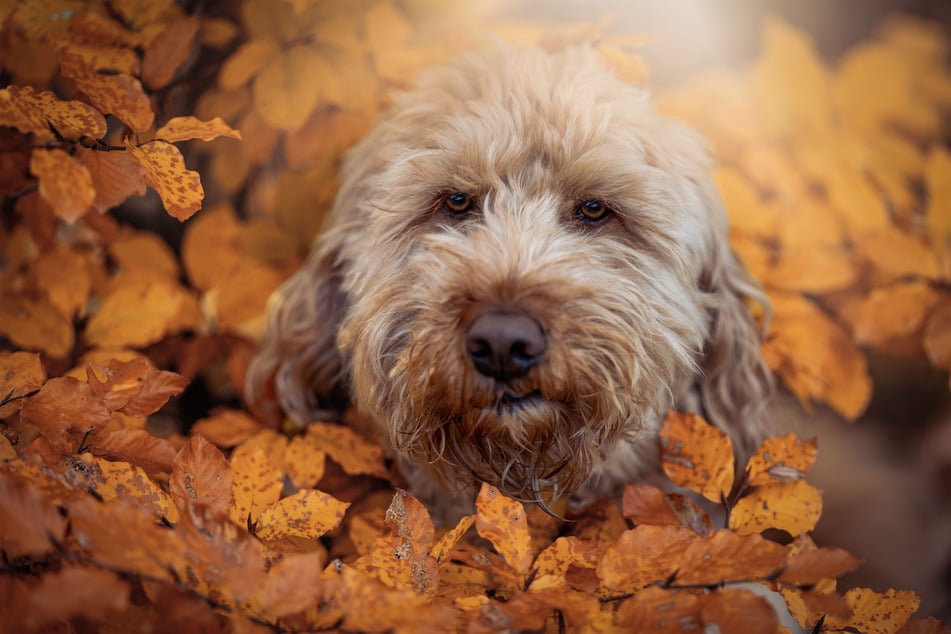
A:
[[0, 351, 46, 418], [142, 15, 199, 89], [746, 433, 818, 486], [29, 148, 94, 223], [125, 140, 204, 221], [155, 115, 242, 143], [475, 483, 534, 581], [660, 411, 735, 503], [170, 434, 233, 517], [255, 489, 349, 541], [729, 480, 823, 536]]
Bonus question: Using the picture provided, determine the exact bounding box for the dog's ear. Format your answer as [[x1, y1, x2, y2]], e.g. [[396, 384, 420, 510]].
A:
[[245, 236, 348, 426], [697, 181, 774, 455]]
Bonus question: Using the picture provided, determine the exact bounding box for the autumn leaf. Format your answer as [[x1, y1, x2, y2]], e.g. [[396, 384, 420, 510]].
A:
[[0, 477, 67, 558], [190, 408, 264, 448], [0, 85, 107, 141], [142, 15, 199, 89], [598, 524, 696, 592], [283, 433, 327, 489], [125, 140, 204, 220], [247, 550, 325, 621], [155, 115, 242, 144], [431, 513, 476, 564], [255, 489, 350, 541], [22, 567, 130, 631], [20, 377, 112, 453], [0, 351, 46, 418], [59, 49, 154, 132], [29, 148, 95, 223], [87, 428, 178, 475], [84, 279, 200, 348], [622, 483, 712, 535], [745, 433, 818, 486], [475, 483, 535, 582], [660, 411, 735, 503], [0, 296, 74, 358], [253, 44, 333, 131], [170, 434, 233, 517], [672, 530, 787, 586], [229, 446, 282, 526], [824, 588, 921, 634], [70, 454, 178, 521], [305, 422, 389, 479], [729, 480, 823, 536], [779, 546, 862, 586]]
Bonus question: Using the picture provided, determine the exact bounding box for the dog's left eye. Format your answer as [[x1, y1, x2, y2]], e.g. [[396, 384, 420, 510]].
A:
[[442, 192, 475, 215], [577, 200, 612, 223]]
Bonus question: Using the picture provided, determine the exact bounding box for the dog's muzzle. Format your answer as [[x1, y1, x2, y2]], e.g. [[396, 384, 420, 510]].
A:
[[465, 309, 547, 383]]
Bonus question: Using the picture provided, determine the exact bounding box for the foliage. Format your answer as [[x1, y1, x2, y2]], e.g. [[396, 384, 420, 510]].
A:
[[1, 0, 950, 632]]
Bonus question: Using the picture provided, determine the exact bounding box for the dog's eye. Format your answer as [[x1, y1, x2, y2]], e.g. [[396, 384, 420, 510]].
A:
[[443, 192, 474, 215], [577, 200, 612, 223]]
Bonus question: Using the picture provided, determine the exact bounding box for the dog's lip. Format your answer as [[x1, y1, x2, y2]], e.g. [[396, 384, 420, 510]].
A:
[[496, 389, 542, 410]]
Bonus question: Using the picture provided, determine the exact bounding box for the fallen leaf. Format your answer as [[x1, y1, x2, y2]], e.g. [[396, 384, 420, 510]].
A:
[[20, 377, 112, 453], [0, 295, 74, 358], [700, 587, 779, 634], [0, 477, 67, 557], [729, 480, 823, 536], [475, 482, 534, 581], [190, 408, 265, 448], [745, 433, 818, 486], [660, 411, 735, 503], [306, 422, 389, 479], [23, 566, 130, 630], [597, 524, 695, 592], [0, 351, 46, 418], [170, 434, 233, 517], [255, 489, 349, 541], [825, 588, 920, 634], [229, 447, 283, 527]]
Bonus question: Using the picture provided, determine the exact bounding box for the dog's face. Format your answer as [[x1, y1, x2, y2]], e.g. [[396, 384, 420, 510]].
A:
[[251, 47, 771, 508]]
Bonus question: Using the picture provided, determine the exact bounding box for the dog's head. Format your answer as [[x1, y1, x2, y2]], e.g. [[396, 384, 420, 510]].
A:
[[249, 46, 772, 505]]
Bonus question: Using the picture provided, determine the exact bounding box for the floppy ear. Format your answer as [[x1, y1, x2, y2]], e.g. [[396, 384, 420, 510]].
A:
[[697, 181, 775, 456], [245, 234, 349, 427]]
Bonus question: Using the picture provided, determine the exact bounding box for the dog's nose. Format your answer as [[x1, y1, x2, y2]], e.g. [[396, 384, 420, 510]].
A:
[[466, 310, 546, 382]]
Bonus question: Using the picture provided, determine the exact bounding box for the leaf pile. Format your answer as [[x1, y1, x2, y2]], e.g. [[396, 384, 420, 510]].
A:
[[660, 16, 951, 419], [2, 1, 951, 632]]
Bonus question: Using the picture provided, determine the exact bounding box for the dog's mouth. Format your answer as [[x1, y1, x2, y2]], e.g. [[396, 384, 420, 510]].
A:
[[494, 389, 543, 413]]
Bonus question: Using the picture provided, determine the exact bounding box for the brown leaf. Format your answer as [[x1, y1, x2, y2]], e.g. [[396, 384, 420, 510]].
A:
[[699, 587, 778, 634], [170, 434, 233, 517], [779, 546, 862, 586], [306, 422, 389, 479], [155, 115, 242, 143], [0, 477, 67, 558], [229, 447, 283, 526], [248, 550, 325, 621], [431, 513, 476, 564], [673, 530, 788, 586], [825, 588, 920, 634], [898, 617, 951, 634], [118, 368, 189, 417], [28, 244, 91, 319], [142, 15, 199, 89], [125, 140, 204, 220], [20, 377, 112, 453], [0, 351, 46, 419], [30, 148, 94, 223], [475, 482, 534, 581], [621, 483, 712, 536], [59, 49, 154, 132], [924, 301, 951, 370], [660, 411, 735, 503], [77, 146, 147, 213], [926, 147, 951, 247], [85, 279, 200, 348], [253, 44, 332, 131], [23, 566, 129, 630], [284, 433, 327, 489], [597, 525, 696, 592], [617, 586, 701, 630], [746, 433, 818, 486], [0, 295, 74, 358], [88, 428, 178, 474], [69, 454, 178, 521]]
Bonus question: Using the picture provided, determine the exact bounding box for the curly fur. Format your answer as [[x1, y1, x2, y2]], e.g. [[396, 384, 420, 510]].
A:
[[248, 45, 773, 518]]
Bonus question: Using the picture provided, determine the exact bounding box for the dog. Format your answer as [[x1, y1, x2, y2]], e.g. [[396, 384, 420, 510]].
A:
[[247, 45, 774, 521]]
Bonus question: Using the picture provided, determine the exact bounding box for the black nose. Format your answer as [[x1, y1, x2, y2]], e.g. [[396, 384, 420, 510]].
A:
[[465, 310, 546, 382]]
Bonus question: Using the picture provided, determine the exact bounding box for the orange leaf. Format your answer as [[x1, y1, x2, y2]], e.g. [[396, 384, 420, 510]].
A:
[[29, 244, 92, 319], [779, 546, 861, 586], [926, 147, 951, 248], [365, 491, 438, 596], [924, 301, 951, 370], [249, 550, 325, 621], [847, 281, 942, 348], [77, 146, 147, 213], [617, 586, 700, 630], [0, 477, 67, 558], [745, 433, 818, 486], [142, 15, 199, 89], [73, 454, 178, 521], [125, 140, 204, 220], [597, 524, 695, 592], [181, 203, 244, 291], [170, 434, 233, 517], [84, 279, 200, 348], [825, 588, 920, 634], [20, 377, 112, 453], [190, 408, 264, 448], [673, 529, 787, 586], [30, 148, 94, 223], [728, 480, 823, 536], [219, 39, 277, 90], [213, 262, 287, 338], [660, 411, 735, 503], [699, 588, 779, 634], [857, 227, 940, 282], [88, 428, 178, 475], [0, 351, 46, 419], [528, 536, 599, 592], [0, 85, 106, 141], [622, 483, 712, 535], [253, 44, 331, 131], [59, 49, 154, 132], [283, 434, 327, 489], [899, 617, 951, 634], [255, 489, 349, 541], [0, 295, 74, 358], [475, 482, 534, 581], [763, 246, 859, 294], [430, 513, 476, 564], [228, 447, 283, 527], [155, 115, 242, 143], [23, 566, 129, 630], [306, 422, 389, 478]]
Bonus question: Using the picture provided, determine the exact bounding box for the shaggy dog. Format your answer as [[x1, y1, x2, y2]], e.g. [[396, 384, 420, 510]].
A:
[[247, 46, 774, 519]]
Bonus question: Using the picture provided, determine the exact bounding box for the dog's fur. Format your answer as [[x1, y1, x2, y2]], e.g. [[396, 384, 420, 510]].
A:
[[247, 46, 773, 518]]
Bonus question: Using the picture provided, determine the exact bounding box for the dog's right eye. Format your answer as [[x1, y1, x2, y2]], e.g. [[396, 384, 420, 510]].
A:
[[442, 193, 474, 215]]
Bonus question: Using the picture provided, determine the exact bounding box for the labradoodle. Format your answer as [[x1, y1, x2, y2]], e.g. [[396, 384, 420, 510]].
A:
[[247, 46, 774, 520]]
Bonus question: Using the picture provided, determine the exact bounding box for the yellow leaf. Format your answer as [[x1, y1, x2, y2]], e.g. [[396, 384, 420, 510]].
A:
[[219, 39, 278, 90], [181, 203, 244, 291], [0, 295, 74, 358], [59, 49, 154, 132], [825, 588, 920, 634], [0, 85, 106, 141], [126, 140, 204, 221], [729, 480, 822, 535], [745, 433, 818, 486], [305, 422, 389, 478], [84, 279, 199, 348], [659, 411, 735, 503], [211, 262, 287, 339], [255, 489, 349, 541], [29, 148, 94, 223], [29, 244, 91, 319], [283, 434, 326, 489], [475, 482, 534, 581], [430, 514, 476, 564], [229, 447, 283, 527], [155, 115, 242, 143], [253, 44, 333, 131], [108, 231, 180, 281], [77, 454, 178, 522], [716, 167, 776, 240]]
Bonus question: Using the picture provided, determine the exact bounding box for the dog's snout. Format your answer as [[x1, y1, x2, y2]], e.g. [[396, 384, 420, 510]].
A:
[[466, 310, 546, 382]]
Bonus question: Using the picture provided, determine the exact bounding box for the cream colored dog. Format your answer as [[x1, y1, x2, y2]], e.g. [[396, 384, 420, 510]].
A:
[[248, 46, 773, 519]]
